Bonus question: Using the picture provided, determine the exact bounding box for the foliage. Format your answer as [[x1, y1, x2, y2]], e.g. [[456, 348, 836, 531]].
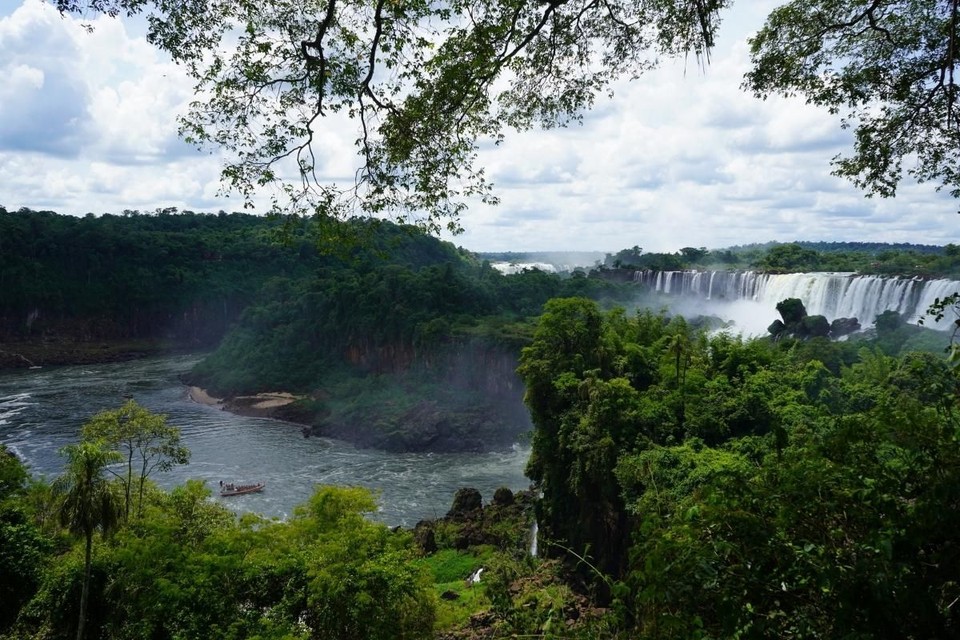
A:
[[420, 548, 486, 584], [756, 243, 820, 272], [921, 291, 960, 364], [0, 445, 28, 500], [747, 1, 960, 202], [601, 239, 960, 278], [51, 0, 728, 231], [81, 400, 189, 520], [519, 297, 960, 636], [0, 450, 52, 635], [0, 207, 322, 345], [180, 228, 632, 451], [10, 481, 436, 640], [52, 441, 124, 640], [624, 391, 960, 638], [50, 1, 960, 224], [188, 250, 628, 397]]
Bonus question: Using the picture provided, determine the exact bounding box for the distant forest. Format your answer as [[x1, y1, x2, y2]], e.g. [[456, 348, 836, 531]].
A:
[[4, 207, 959, 352], [601, 240, 960, 276], [0, 207, 633, 450], [726, 240, 946, 254]]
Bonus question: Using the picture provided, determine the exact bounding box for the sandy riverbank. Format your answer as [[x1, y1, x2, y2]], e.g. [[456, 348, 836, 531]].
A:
[[188, 386, 301, 418], [242, 392, 298, 409], [188, 386, 223, 406]]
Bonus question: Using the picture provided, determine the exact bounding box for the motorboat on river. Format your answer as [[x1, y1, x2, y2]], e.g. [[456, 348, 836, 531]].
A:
[[220, 482, 265, 497]]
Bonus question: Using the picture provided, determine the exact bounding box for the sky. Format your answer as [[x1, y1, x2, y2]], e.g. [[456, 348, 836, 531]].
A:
[[1, 0, 957, 254]]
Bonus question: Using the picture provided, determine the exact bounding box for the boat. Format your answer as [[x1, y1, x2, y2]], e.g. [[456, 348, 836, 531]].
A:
[[220, 482, 265, 497]]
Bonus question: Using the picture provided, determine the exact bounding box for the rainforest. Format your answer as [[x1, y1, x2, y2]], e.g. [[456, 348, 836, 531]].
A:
[[2, 207, 960, 638]]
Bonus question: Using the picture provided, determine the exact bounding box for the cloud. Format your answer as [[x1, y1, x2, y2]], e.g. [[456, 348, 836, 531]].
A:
[[0, 6, 91, 156], [3, 0, 958, 254], [0, 1, 230, 213]]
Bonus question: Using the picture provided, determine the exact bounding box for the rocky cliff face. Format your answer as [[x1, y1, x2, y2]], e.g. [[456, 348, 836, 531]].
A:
[[342, 340, 523, 391], [0, 297, 244, 347], [298, 339, 532, 453]]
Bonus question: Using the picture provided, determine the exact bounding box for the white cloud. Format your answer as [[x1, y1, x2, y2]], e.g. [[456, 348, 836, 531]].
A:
[[0, 1, 229, 212], [1, 0, 956, 253], [6, 63, 44, 89]]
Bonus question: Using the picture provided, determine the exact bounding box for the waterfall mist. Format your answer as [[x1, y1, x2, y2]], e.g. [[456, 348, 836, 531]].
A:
[[631, 271, 960, 336]]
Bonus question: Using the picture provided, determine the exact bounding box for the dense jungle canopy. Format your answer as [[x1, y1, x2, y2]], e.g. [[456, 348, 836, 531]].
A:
[[3, 208, 960, 637], [4, 296, 960, 638]]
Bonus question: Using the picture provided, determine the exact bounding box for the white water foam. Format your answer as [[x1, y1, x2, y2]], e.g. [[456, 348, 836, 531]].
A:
[[637, 270, 960, 332]]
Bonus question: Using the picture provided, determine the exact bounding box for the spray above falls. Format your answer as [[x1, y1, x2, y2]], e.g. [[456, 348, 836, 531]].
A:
[[634, 270, 960, 334]]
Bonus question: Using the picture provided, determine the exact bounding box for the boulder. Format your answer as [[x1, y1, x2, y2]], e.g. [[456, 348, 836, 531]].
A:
[[801, 315, 830, 338], [412, 520, 438, 554], [492, 487, 515, 507], [830, 317, 861, 338], [767, 319, 786, 337], [447, 487, 483, 519], [776, 298, 808, 326]]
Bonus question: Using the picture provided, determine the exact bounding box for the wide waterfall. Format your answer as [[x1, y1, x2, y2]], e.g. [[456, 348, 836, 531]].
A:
[[634, 270, 960, 330]]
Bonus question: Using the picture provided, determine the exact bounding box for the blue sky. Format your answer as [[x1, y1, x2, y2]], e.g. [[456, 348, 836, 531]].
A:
[[1, 0, 957, 253]]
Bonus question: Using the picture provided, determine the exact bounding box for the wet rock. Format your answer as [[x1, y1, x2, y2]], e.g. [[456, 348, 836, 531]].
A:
[[767, 319, 786, 338], [492, 487, 515, 507], [447, 487, 483, 519], [830, 317, 861, 337], [413, 520, 438, 554], [801, 315, 830, 338], [776, 298, 808, 326]]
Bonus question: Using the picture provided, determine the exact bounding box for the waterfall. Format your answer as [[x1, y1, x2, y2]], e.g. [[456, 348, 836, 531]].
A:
[[634, 270, 960, 331], [529, 519, 539, 557]]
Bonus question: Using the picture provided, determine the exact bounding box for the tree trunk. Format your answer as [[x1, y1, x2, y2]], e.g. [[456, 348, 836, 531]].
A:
[[125, 448, 134, 520], [77, 531, 92, 640], [137, 456, 149, 519]]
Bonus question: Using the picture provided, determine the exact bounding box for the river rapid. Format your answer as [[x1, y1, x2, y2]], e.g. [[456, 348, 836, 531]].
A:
[[0, 354, 532, 526]]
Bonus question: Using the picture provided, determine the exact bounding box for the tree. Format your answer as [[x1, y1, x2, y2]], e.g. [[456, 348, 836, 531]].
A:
[[81, 400, 189, 520], [746, 1, 960, 202], [679, 246, 708, 263], [0, 447, 51, 634], [50, 0, 728, 233], [53, 441, 123, 640], [758, 243, 821, 272], [0, 445, 28, 500], [48, 1, 960, 229]]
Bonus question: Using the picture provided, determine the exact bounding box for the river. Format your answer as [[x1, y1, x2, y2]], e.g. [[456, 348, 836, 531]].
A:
[[0, 354, 532, 526]]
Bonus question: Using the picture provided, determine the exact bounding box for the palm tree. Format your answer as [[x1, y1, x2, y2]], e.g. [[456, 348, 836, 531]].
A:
[[54, 441, 123, 640]]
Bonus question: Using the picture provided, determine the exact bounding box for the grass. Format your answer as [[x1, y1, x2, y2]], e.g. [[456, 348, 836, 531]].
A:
[[417, 547, 499, 630]]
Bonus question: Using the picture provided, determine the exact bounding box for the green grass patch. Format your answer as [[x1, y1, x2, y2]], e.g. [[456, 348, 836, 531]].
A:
[[422, 548, 484, 583], [433, 580, 490, 630], [417, 548, 502, 631]]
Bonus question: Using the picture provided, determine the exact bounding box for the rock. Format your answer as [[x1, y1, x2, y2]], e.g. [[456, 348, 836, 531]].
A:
[[801, 315, 830, 338], [413, 520, 438, 554], [767, 319, 786, 337], [776, 298, 808, 326], [447, 488, 483, 519], [440, 590, 460, 601], [830, 317, 861, 338], [492, 487, 515, 506]]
